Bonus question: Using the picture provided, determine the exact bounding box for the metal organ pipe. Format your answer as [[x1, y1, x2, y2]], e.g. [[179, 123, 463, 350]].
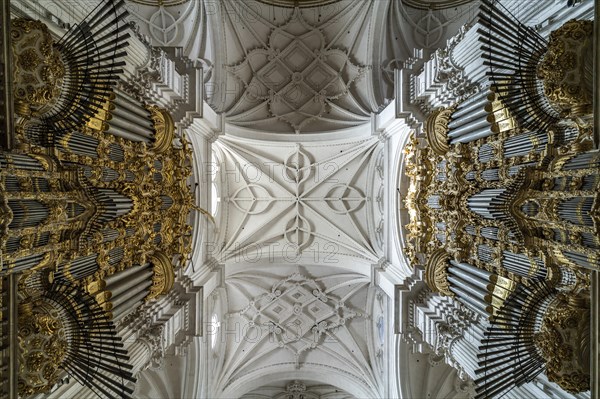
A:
[[104, 264, 146, 286], [501, 251, 547, 278], [0, 154, 45, 170], [558, 197, 594, 226], [448, 119, 490, 138], [7, 200, 49, 229], [452, 23, 487, 81], [449, 271, 489, 292], [104, 264, 153, 319], [11, 254, 45, 273], [107, 265, 152, 297], [482, 168, 500, 181], [447, 95, 501, 144], [112, 284, 153, 321], [449, 337, 479, 379], [109, 115, 153, 139], [503, 131, 548, 158], [448, 107, 489, 129], [452, 91, 490, 119], [451, 261, 493, 280], [105, 90, 154, 143], [451, 127, 495, 144], [468, 189, 509, 219], [450, 284, 490, 317], [55, 254, 99, 281], [111, 105, 154, 129], [109, 269, 153, 303]]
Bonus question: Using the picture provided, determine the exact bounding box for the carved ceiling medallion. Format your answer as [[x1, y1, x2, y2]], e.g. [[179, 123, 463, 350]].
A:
[[231, 271, 366, 367]]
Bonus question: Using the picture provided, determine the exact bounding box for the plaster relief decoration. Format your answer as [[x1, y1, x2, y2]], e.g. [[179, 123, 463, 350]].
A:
[[214, 0, 382, 133], [373, 149, 385, 251], [213, 136, 383, 264], [389, 0, 478, 55], [410, 24, 481, 113], [242, 380, 355, 399], [126, 0, 202, 50], [236, 271, 365, 366], [370, 290, 387, 377], [217, 265, 383, 398]]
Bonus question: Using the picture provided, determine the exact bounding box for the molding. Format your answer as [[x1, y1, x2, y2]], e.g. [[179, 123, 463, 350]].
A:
[[223, 121, 373, 142]]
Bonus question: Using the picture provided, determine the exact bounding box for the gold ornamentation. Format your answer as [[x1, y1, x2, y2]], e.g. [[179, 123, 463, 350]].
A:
[[534, 294, 590, 393], [146, 251, 175, 301], [538, 20, 593, 118], [3, 103, 193, 313], [11, 19, 65, 117], [425, 107, 455, 155], [148, 105, 175, 154], [424, 249, 453, 296], [17, 300, 68, 396]]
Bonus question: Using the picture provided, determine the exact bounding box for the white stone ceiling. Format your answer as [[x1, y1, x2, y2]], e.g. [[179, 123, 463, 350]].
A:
[[206, 0, 390, 134], [208, 264, 388, 398], [211, 135, 384, 264], [397, 340, 476, 399], [241, 379, 355, 399]]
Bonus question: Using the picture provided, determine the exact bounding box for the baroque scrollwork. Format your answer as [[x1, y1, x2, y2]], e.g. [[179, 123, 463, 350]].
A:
[[146, 252, 175, 301], [147, 105, 175, 154], [534, 294, 591, 392], [425, 249, 453, 296], [17, 300, 68, 396], [11, 19, 65, 117], [425, 107, 455, 155], [538, 20, 594, 118]]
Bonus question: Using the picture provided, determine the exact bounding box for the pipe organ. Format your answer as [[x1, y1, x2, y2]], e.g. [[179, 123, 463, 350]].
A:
[[0, 0, 194, 397], [405, 1, 595, 397]]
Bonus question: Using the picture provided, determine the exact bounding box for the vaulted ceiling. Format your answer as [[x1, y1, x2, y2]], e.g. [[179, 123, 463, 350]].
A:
[[241, 379, 355, 399], [213, 1, 381, 133], [210, 264, 388, 398], [211, 136, 384, 263], [121, 0, 482, 397]]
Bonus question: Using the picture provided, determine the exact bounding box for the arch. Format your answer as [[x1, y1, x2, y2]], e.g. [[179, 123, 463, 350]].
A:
[[219, 365, 377, 398]]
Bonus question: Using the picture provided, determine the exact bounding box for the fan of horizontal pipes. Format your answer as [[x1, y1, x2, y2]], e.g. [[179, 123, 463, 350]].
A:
[[46, 281, 136, 399], [27, 0, 130, 144], [478, 0, 560, 131], [474, 279, 554, 399]]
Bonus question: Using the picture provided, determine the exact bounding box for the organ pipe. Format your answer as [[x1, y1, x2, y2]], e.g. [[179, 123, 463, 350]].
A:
[[406, 1, 596, 396]]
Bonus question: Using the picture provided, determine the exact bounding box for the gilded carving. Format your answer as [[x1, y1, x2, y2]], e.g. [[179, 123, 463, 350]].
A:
[[147, 105, 175, 154], [425, 107, 455, 155], [11, 19, 65, 117], [538, 20, 593, 118], [424, 249, 453, 296], [534, 294, 590, 392], [146, 251, 175, 301], [17, 300, 68, 396]]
